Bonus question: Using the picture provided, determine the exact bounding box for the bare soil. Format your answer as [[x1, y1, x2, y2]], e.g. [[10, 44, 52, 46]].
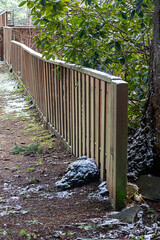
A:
[[0, 62, 160, 240]]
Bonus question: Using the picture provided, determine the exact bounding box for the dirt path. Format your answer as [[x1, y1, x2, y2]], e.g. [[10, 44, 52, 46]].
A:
[[0, 62, 112, 240], [0, 61, 160, 240]]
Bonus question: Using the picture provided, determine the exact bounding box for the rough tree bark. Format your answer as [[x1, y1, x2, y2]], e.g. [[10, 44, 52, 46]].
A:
[[128, 0, 160, 178]]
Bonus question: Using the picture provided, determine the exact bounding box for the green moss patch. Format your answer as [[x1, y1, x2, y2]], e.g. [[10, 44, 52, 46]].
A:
[[10, 143, 43, 156]]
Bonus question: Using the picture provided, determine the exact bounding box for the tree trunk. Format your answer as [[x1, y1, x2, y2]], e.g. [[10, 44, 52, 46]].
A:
[[128, 0, 160, 179]]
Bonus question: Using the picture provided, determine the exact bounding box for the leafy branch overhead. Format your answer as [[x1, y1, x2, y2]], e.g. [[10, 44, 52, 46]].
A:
[[19, 0, 153, 128]]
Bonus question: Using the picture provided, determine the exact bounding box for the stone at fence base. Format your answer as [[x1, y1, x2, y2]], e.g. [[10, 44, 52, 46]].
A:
[[137, 175, 160, 200], [109, 206, 141, 224], [77, 155, 87, 160], [98, 181, 109, 196], [55, 158, 100, 190]]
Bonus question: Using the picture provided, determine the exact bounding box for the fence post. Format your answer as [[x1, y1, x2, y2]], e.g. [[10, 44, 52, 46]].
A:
[[107, 80, 128, 210]]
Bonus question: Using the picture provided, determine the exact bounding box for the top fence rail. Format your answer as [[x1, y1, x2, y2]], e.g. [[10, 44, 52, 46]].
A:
[[12, 40, 122, 83]]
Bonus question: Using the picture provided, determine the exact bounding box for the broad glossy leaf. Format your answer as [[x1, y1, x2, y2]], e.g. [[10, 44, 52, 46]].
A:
[[142, 3, 148, 8], [122, 12, 127, 19], [136, 6, 141, 14], [141, 22, 145, 29], [138, 11, 144, 18], [18, 1, 27, 7], [109, 42, 115, 50], [43, 18, 50, 22], [130, 10, 135, 20], [120, 57, 125, 65], [115, 41, 121, 52], [136, 0, 143, 6], [41, 0, 46, 7], [105, 58, 111, 65]]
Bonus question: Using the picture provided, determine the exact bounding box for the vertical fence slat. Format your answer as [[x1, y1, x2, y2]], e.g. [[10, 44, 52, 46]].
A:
[[78, 72, 82, 157], [37, 59, 40, 108], [90, 77, 95, 158], [67, 68, 71, 146], [106, 82, 111, 201], [57, 66, 60, 133], [48, 63, 53, 126], [44, 62, 49, 122], [51, 64, 56, 128], [71, 70, 76, 155], [82, 74, 86, 156], [86, 75, 90, 158], [95, 79, 100, 167], [60, 67, 64, 137], [46, 62, 51, 124], [63, 67, 67, 141], [100, 81, 106, 181], [40, 59, 44, 114], [75, 71, 79, 157], [54, 65, 58, 131]]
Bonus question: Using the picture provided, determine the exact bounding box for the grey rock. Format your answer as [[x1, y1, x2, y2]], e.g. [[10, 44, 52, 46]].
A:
[[14, 175, 21, 178], [55, 158, 100, 190], [98, 181, 109, 196], [110, 206, 141, 224], [28, 104, 35, 109], [137, 175, 160, 200], [77, 155, 87, 160]]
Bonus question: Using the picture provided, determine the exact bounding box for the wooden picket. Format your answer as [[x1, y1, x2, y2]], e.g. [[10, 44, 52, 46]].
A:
[[9, 39, 128, 210]]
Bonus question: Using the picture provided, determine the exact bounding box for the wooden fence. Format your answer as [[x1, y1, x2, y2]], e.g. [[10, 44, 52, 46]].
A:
[[0, 26, 41, 61], [10, 40, 128, 210], [0, 11, 7, 27], [3, 27, 12, 63], [0, 11, 14, 27], [0, 27, 3, 60]]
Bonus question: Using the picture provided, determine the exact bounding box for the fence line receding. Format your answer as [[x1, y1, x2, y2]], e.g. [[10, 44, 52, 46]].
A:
[[10, 39, 128, 210]]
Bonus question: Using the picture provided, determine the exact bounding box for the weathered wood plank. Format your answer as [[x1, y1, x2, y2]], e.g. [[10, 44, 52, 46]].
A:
[[108, 81, 128, 210], [49, 63, 53, 126], [48, 63, 53, 126], [78, 72, 82, 157], [51, 64, 56, 128], [86, 75, 90, 158], [71, 70, 76, 155], [63, 67, 67, 141], [67, 68, 71, 146], [43, 62, 49, 122], [75, 71, 79, 157], [90, 77, 95, 158], [95, 79, 100, 167], [100, 81, 106, 181], [54, 65, 58, 131], [60, 66, 64, 137], [57, 66, 61, 134], [82, 74, 86, 156], [106, 83, 111, 193], [46, 62, 51, 124]]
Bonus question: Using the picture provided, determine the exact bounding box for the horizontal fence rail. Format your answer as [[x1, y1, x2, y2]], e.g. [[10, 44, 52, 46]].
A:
[[11, 40, 128, 210]]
